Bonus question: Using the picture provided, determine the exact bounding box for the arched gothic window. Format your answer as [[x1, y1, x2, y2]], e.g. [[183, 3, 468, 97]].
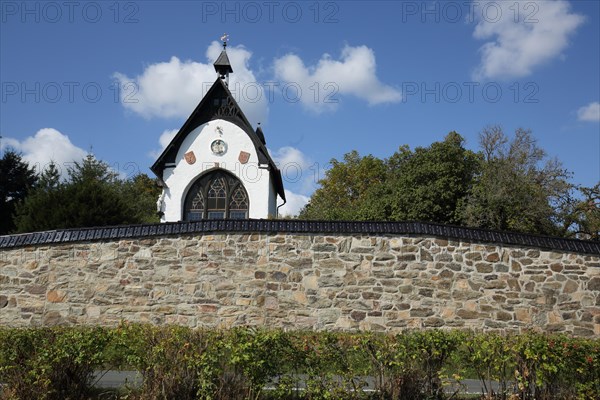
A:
[[184, 170, 249, 220]]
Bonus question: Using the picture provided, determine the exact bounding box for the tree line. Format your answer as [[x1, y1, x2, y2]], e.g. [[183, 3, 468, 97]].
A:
[[1, 126, 598, 239], [0, 152, 161, 234], [299, 126, 599, 240]]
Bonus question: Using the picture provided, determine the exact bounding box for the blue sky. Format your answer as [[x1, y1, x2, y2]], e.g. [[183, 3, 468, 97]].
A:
[[1, 0, 599, 216]]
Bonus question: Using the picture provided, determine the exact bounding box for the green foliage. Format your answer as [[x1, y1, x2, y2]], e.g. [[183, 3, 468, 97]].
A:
[[512, 332, 600, 400], [119, 173, 163, 224], [461, 126, 574, 236], [568, 183, 600, 240], [409, 330, 466, 399], [0, 326, 598, 399], [0, 150, 37, 234], [12, 161, 70, 232], [300, 127, 589, 238], [300, 132, 480, 225], [108, 323, 226, 400], [107, 324, 293, 400], [463, 332, 515, 399], [13, 155, 160, 233], [224, 328, 293, 399], [300, 151, 387, 220], [383, 132, 480, 224], [0, 326, 111, 400], [358, 330, 467, 400], [286, 332, 370, 399], [362, 332, 433, 400]]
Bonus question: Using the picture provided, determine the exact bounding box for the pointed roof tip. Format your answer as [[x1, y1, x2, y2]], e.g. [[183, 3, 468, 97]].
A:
[[255, 124, 266, 145], [214, 50, 233, 75]]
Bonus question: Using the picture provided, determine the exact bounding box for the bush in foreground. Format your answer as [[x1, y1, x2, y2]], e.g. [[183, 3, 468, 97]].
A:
[[0, 325, 598, 400]]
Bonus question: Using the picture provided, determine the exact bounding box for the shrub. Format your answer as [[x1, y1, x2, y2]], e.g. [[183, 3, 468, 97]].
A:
[[463, 332, 515, 399], [362, 332, 425, 400], [108, 323, 226, 400], [0, 326, 110, 400], [0, 326, 598, 399], [513, 333, 600, 400], [224, 327, 292, 399], [294, 331, 370, 399]]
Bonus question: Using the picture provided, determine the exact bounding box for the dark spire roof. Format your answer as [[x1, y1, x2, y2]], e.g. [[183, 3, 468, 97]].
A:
[[255, 123, 266, 145], [214, 50, 233, 76], [213, 38, 233, 77]]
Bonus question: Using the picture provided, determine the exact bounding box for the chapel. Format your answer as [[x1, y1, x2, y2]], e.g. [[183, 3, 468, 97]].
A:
[[151, 37, 286, 222]]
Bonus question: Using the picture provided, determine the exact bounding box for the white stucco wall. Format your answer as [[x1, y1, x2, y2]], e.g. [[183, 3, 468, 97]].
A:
[[159, 119, 275, 222]]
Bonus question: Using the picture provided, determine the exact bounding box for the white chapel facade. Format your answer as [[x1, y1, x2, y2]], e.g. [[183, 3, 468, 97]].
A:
[[151, 39, 286, 222]]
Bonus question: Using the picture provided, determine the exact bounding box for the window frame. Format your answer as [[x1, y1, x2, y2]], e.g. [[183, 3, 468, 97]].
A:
[[183, 170, 249, 221]]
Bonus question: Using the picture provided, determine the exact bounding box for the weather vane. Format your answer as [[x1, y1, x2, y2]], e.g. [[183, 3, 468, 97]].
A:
[[220, 33, 229, 48]]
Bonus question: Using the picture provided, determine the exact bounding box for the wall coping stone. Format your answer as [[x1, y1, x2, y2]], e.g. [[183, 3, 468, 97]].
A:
[[1, 220, 598, 255]]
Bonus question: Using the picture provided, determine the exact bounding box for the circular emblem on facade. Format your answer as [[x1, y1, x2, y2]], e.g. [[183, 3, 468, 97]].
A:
[[210, 139, 227, 156]]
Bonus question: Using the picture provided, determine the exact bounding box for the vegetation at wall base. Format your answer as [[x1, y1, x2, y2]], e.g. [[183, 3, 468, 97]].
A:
[[0, 325, 598, 400]]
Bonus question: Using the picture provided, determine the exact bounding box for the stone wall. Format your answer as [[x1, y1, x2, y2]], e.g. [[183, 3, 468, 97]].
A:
[[1, 233, 599, 336]]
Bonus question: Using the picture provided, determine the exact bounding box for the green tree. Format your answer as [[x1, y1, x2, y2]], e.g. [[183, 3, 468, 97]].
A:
[[569, 183, 600, 240], [62, 155, 139, 228], [37, 161, 60, 190], [382, 131, 479, 224], [119, 173, 162, 224], [299, 132, 479, 225], [460, 126, 573, 236], [14, 155, 160, 233], [299, 150, 386, 220], [0, 150, 37, 234], [13, 162, 66, 233]]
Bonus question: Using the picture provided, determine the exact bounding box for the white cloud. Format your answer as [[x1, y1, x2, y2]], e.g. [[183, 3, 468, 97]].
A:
[[114, 41, 268, 126], [270, 146, 318, 195], [2, 128, 87, 176], [271, 146, 311, 170], [577, 102, 600, 122], [270, 146, 315, 217], [148, 129, 178, 159], [472, 0, 584, 80], [279, 190, 310, 217], [273, 45, 401, 112]]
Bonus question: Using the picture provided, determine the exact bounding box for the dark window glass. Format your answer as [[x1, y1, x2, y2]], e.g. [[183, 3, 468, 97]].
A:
[[208, 211, 226, 219], [190, 191, 204, 212], [187, 212, 203, 221], [230, 211, 247, 219], [183, 170, 249, 221], [230, 186, 249, 210], [208, 177, 226, 212]]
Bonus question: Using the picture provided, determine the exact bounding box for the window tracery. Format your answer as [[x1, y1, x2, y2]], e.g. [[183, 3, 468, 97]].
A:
[[184, 170, 249, 220]]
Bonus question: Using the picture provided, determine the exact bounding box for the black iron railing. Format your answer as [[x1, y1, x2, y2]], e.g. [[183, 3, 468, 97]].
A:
[[0, 220, 598, 255]]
